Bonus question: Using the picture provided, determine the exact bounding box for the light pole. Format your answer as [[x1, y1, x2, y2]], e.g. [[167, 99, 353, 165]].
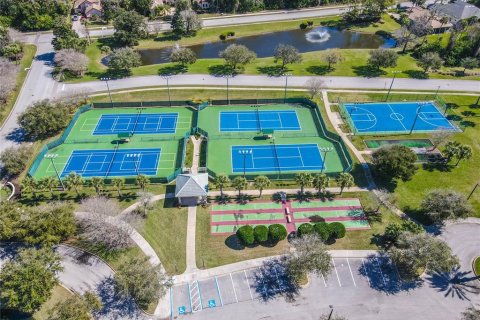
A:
[[283, 73, 291, 103], [319, 147, 333, 173], [44, 154, 65, 191], [327, 305, 334, 320], [161, 74, 173, 107], [409, 102, 426, 135], [238, 149, 252, 178], [467, 183, 479, 200], [100, 77, 113, 108], [385, 71, 401, 102], [476, 95, 480, 106], [435, 85, 441, 98], [225, 74, 233, 105]]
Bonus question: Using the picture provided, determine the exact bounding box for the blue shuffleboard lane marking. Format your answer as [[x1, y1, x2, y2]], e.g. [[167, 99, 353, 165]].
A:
[[231, 144, 323, 173], [220, 110, 301, 132], [93, 113, 178, 135], [344, 101, 457, 134], [60, 148, 161, 177]]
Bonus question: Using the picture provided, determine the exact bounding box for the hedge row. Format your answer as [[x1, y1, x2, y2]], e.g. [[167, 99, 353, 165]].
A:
[[297, 222, 346, 241], [219, 31, 236, 40], [299, 20, 314, 29], [236, 224, 287, 246]]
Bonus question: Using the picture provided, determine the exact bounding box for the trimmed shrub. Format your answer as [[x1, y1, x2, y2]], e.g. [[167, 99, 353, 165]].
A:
[[297, 223, 314, 237], [219, 33, 227, 40], [227, 31, 235, 36], [329, 222, 346, 239], [268, 224, 287, 242], [299, 22, 308, 29], [253, 225, 268, 243], [236, 225, 255, 245], [313, 222, 331, 241], [307, 20, 314, 26]]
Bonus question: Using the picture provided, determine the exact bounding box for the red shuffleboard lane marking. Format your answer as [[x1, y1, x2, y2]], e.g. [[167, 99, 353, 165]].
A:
[[290, 205, 363, 212], [210, 208, 284, 215], [294, 216, 367, 222]]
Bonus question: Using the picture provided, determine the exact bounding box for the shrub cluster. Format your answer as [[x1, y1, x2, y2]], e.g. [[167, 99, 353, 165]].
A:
[[219, 31, 236, 40], [299, 20, 314, 29], [297, 222, 346, 241], [236, 224, 287, 246]]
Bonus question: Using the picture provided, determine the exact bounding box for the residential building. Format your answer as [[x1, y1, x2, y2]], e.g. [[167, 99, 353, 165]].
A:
[[430, 1, 480, 23]]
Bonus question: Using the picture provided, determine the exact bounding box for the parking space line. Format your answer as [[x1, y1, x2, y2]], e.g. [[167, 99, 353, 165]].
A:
[[374, 257, 387, 286], [346, 258, 357, 287], [197, 280, 204, 310], [169, 287, 173, 319], [230, 273, 239, 303], [332, 259, 342, 287], [321, 273, 327, 287], [244, 270, 254, 300], [273, 266, 284, 290], [362, 258, 371, 287], [188, 283, 193, 313], [215, 277, 224, 307]]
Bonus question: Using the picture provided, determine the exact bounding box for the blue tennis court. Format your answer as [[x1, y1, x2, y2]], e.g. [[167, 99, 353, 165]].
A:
[[231, 144, 324, 173], [61, 148, 161, 177], [93, 113, 178, 135], [344, 101, 457, 134], [220, 110, 301, 132]]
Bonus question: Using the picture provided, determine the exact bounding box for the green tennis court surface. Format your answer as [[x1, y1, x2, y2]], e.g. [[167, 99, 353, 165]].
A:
[[210, 198, 370, 235], [30, 107, 193, 180], [198, 104, 350, 177]]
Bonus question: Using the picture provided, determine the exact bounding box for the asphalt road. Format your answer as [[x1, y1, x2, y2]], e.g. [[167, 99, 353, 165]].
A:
[[87, 6, 348, 38]]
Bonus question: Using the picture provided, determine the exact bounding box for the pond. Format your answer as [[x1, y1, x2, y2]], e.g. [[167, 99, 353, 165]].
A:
[[138, 26, 396, 66]]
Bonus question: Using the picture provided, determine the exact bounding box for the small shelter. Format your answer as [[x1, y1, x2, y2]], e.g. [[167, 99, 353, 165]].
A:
[[175, 173, 209, 205]]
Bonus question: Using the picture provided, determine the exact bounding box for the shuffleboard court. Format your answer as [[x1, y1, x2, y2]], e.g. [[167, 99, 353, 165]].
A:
[[231, 143, 324, 173], [220, 110, 301, 132], [61, 148, 161, 177], [93, 113, 178, 135], [343, 101, 457, 134]]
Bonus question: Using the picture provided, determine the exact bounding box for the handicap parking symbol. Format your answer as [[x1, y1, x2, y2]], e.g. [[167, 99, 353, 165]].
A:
[[178, 306, 186, 314], [208, 299, 216, 308]]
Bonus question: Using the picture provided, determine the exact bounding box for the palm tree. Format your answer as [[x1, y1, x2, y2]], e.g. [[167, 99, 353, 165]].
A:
[[41, 176, 58, 197], [336, 173, 354, 195], [456, 144, 473, 166], [295, 172, 313, 195], [90, 177, 104, 195], [253, 175, 271, 197], [231, 177, 248, 197], [112, 178, 125, 197], [312, 173, 330, 195], [136, 174, 150, 191], [64, 172, 84, 197], [214, 174, 230, 199], [21, 176, 38, 199], [443, 141, 461, 163]]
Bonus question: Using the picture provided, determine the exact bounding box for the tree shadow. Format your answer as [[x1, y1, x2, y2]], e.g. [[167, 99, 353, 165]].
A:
[[208, 64, 237, 77], [461, 111, 476, 117], [158, 64, 187, 76], [6, 127, 27, 143], [96, 277, 144, 319], [252, 257, 300, 302], [295, 191, 313, 202], [305, 65, 330, 75], [404, 70, 428, 79], [425, 268, 480, 301], [235, 194, 253, 204], [352, 66, 386, 78], [460, 120, 476, 128], [257, 65, 285, 77], [359, 254, 423, 294], [213, 194, 232, 204], [224, 234, 245, 250]]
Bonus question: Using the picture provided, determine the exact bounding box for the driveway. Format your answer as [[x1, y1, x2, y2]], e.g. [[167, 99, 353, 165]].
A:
[[0, 243, 147, 320]]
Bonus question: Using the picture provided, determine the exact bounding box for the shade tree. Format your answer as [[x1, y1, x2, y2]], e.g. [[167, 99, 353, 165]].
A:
[[274, 44, 302, 70]]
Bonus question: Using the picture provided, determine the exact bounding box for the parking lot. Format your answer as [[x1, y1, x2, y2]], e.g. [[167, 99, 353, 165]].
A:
[[170, 255, 401, 318]]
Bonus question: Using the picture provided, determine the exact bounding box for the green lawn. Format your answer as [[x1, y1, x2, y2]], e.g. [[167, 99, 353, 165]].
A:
[[0, 44, 36, 126], [196, 191, 402, 268], [136, 199, 188, 275], [474, 256, 480, 276], [33, 285, 74, 320]]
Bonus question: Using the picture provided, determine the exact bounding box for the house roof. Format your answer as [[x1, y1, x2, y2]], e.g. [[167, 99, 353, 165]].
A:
[[86, 3, 103, 13], [175, 173, 209, 198], [74, 0, 100, 9], [430, 1, 480, 21], [409, 7, 453, 29]]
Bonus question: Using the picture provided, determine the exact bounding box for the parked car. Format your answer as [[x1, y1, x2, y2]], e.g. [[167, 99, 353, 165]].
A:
[[72, 15, 79, 21]]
